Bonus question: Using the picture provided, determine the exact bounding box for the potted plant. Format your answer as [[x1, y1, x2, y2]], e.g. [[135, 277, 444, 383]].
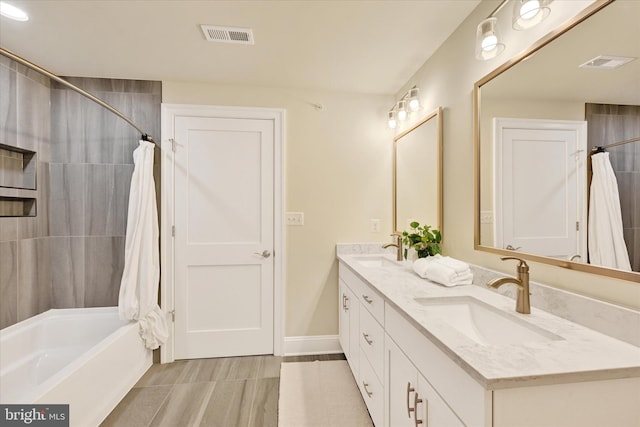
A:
[[401, 221, 442, 259]]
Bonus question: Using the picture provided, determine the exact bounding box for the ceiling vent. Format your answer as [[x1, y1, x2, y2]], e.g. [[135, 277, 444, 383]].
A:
[[200, 25, 254, 45], [579, 55, 636, 69]]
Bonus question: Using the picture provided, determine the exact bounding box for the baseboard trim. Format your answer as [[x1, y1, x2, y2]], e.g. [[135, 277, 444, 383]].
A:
[[283, 335, 342, 356]]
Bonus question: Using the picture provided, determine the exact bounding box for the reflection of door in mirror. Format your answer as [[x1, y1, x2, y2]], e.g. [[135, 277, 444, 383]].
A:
[[492, 118, 587, 261], [394, 108, 442, 233], [586, 103, 640, 272]]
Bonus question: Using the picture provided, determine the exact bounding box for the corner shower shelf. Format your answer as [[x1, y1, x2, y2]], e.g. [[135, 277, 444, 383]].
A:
[[0, 144, 37, 217], [0, 143, 37, 190]]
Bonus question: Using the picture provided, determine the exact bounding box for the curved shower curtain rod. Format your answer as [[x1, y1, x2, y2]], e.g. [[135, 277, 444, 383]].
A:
[[0, 47, 157, 145]]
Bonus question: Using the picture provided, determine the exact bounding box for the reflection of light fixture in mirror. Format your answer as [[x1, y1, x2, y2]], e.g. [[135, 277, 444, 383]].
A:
[[512, 0, 552, 30], [387, 85, 421, 128], [388, 110, 397, 129], [397, 100, 408, 121], [408, 87, 420, 112], [0, 1, 29, 21], [475, 17, 505, 60]]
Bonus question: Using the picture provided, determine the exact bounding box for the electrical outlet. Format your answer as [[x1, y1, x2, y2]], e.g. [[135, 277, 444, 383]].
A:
[[480, 211, 494, 224], [370, 219, 380, 233], [286, 212, 304, 226]]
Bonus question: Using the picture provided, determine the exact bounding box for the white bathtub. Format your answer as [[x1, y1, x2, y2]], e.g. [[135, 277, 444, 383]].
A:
[[0, 307, 152, 426]]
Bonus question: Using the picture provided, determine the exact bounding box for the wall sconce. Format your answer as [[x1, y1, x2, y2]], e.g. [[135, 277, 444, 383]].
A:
[[387, 86, 420, 128], [475, 0, 553, 61]]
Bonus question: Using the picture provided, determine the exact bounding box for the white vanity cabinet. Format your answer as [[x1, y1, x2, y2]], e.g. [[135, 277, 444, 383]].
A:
[[386, 336, 464, 427], [339, 278, 359, 376], [339, 263, 385, 426]]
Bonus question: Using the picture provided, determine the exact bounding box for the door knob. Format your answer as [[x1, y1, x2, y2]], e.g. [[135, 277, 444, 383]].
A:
[[254, 250, 271, 258]]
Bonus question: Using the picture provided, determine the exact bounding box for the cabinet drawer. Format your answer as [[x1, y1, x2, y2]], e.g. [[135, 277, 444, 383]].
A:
[[359, 306, 384, 382], [359, 351, 384, 427], [339, 263, 384, 324]]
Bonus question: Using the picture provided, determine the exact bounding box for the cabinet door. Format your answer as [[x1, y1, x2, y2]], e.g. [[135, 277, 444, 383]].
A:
[[339, 279, 350, 359], [416, 373, 465, 427], [348, 286, 360, 378], [386, 336, 416, 427]]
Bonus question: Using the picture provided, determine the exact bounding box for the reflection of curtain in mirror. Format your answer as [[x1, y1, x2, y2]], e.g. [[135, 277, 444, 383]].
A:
[[586, 104, 640, 271]]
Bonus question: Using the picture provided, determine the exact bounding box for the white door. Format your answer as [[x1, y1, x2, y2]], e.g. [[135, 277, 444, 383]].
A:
[[173, 115, 274, 359], [494, 118, 587, 260]]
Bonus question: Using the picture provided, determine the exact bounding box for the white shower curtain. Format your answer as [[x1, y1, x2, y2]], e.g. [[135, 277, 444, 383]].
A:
[[118, 140, 168, 349], [588, 152, 631, 271]]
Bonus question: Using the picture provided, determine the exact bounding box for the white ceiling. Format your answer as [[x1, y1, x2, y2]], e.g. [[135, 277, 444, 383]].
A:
[[0, 0, 481, 95]]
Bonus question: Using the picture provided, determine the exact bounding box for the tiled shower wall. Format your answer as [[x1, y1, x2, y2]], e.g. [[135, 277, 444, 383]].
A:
[[0, 55, 161, 329], [0, 56, 52, 329]]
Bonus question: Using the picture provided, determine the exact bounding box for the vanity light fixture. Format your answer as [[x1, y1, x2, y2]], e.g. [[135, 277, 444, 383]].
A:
[[475, 17, 505, 61], [387, 85, 421, 128], [0, 1, 28, 21], [388, 111, 398, 129], [475, 0, 553, 61]]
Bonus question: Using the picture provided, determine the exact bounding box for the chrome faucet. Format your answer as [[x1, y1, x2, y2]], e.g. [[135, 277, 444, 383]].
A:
[[487, 256, 531, 314], [382, 232, 403, 261]]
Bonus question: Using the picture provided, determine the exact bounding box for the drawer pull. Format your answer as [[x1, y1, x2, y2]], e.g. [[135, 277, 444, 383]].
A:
[[362, 295, 374, 304], [362, 333, 374, 345], [414, 392, 424, 426], [362, 381, 373, 398], [407, 382, 416, 418], [342, 294, 346, 311]]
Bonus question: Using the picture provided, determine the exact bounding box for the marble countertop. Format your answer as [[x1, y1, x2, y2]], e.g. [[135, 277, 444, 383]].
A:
[[337, 253, 640, 390]]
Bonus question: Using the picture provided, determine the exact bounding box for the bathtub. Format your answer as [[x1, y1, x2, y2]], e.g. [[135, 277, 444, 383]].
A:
[[0, 307, 152, 427]]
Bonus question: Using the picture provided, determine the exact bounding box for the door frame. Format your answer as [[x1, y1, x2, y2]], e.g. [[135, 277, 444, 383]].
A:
[[160, 103, 285, 363]]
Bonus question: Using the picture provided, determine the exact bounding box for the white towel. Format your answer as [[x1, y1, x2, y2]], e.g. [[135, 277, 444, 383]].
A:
[[433, 255, 470, 273], [588, 152, 631, 271], [413, 256, 473, 287], [118, 140, 168, 350]]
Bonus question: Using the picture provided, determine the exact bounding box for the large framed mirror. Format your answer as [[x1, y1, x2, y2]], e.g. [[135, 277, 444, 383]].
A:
[[394, 107, 442, 234], [474, 0, 639, 283]]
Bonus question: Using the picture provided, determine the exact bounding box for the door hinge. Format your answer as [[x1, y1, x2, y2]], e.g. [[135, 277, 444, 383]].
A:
[[169, 310, 175, 322], [170, 138, 176, 152], [576, 221, 580, 231], [172, 225, 175, 237]]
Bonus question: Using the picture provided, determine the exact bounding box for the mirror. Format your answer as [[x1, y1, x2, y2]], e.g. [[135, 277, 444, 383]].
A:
[[474, 0, 640, 282], [394, 107, 442, 233]]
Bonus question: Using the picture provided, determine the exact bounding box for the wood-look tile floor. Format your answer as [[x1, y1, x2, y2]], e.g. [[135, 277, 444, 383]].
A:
[[101, 354, 347, 427]]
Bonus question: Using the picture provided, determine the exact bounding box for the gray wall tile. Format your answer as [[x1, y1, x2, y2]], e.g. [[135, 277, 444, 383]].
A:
[[49, 163, 85, 236], [0, 241, 18, 329], [17, 238, 51, 321], [84, 236, 124, 307], [50, 236, 85, 308]]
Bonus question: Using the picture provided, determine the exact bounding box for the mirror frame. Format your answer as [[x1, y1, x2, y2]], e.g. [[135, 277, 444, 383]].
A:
[[393, 107, 443, 234], [474, 0, 639, 283]]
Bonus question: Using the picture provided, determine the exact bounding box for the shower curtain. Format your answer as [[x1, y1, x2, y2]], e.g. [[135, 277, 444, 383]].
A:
[[588, 152, 631, 271], [119, 140, 168, 349]]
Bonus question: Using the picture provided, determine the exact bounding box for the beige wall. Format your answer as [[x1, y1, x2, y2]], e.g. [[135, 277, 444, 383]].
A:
[[163, 0, 639, 341], [396, 0, 640, 309], [162, 83, 394, 336]]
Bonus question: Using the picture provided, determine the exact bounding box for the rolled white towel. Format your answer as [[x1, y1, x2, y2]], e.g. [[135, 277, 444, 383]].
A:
[[413, 257, 473, 287], [435, 256, 469, 274]]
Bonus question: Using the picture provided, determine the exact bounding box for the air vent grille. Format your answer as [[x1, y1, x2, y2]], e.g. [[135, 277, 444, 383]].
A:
[[579, 55, 635, 69], [201, 25, 254, 45]]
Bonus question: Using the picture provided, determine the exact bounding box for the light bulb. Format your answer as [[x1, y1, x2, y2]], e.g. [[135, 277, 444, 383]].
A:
[[0, 2, 28, 21], [409, 98, 420, 112], [519, 0, 540, 20], [482, 34, 498, 51]]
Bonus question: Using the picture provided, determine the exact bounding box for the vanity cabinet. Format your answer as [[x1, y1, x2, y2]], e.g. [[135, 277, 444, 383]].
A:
[[339, 278, 359, 376], [386, 336, 463, 427]]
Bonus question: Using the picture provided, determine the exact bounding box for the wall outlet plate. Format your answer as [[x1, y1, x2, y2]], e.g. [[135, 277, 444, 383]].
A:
[[286, 212, 304, 226], [480, 211, 494, 224]]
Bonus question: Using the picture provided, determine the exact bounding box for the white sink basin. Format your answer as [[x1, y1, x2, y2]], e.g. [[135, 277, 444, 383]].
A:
[[414, 296, 562, 345], [352, 255, 401, 268]]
